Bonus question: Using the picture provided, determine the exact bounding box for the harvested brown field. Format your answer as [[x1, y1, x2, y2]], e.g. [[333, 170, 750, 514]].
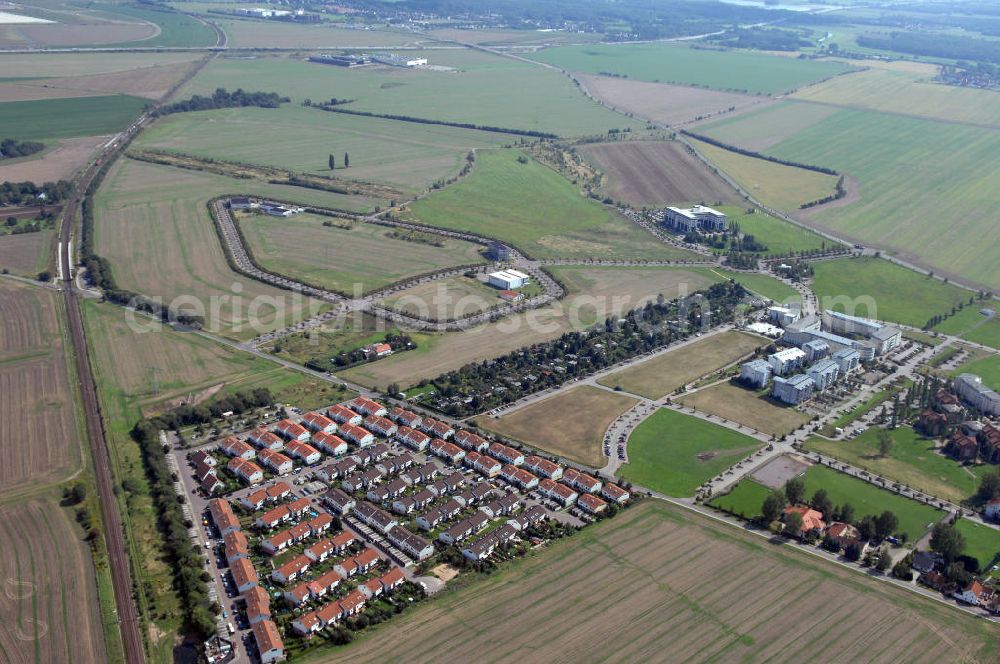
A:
[[0, 497, 106, 663], [678, 381, 810, 437], [321, 501, 998, 663], [579, 140, 740, 206], [477, 386, 638, 467], [0, 82, 98, 102], [0, 280, 82, 495], [0, 136, 106, 184], [0, 230, 52, 276], [598, 330, 765, 399], [16, 22, 156, 47], [32, 60, 199, 100], [0, 52, 201, 78], [578, 73, 771, 127]]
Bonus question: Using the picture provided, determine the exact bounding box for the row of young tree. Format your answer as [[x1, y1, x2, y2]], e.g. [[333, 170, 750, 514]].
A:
[[681, 130, 839, 176], [0, 138, 44, 159], [131, 419, 219, 638], [155, 88, 290, 116]]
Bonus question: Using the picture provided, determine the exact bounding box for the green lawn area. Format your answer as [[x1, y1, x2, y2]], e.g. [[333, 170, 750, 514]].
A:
[[177, 51, 642, 137], [954, 519, 1000, 574], [951, 354, 1000, 392], [92, 3, 218, 47], [410, 149, 698, 261], [810, 257, 969, 328], [709, 478, 772, 519], [0, 95, 149, 141], [803, 426, 986, 505], [237, 212, 486, 294], [699, 103, 1000, 291], [934, 302, 1000, 351], [135, 104, 510, 193], [718, 207, 828, 256], [532, 43, 855, 95], [801, 464, 942, 542], [620, 408, 763, 497]]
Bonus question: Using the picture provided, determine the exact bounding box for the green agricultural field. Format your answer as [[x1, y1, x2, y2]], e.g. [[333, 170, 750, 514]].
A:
[[792, 66, 1000, 131], [810, 257, 969, 328], [803, 427, 986, 505], [709, 478, 772, 519], [954, 519, 1000, 574], [951, 354, 1000, 392], [93, 158, 373, 340], [532, 43, 854, 95], [177, 52, 642, 137], [214, 18, 414, 49], [237, 213, 486, 294], [410, 149, 698, 261], [934, 303, 1000, 351], [92, 3, 218, 47], [699, 103, 1000, 291], [691, 138, 841, 214], [0, 95, 149, 141], [621, 408, 763, 497], [135, 105, 510, 193], [801, 464, 942, 542]]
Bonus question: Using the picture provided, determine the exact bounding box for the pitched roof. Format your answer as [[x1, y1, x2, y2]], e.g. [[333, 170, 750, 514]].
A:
[[252, 620, 283, 654]]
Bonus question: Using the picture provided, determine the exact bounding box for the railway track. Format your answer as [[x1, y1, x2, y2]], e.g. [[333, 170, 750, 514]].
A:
[[59, 128, 150, 664]]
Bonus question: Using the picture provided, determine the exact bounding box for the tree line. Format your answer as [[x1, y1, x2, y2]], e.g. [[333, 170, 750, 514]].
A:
[[424, 281, 750, 416], [0, 180, 72, 206], [314, 104, 559, 139], [130, 420, 218, 639], [155, 88, 290, 116], [0, 138, 44, 159], [682, 130, 839, 176]]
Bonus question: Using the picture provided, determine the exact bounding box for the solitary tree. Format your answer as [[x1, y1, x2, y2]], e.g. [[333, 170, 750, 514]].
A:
[[761, 491, 787, 524], [344, 152, 350, 168], [929, 522, 966, 563], [976, 469, 1000, 502], [877, 428, 893, 458], [785, 477, 805, 505], [874, 510, 898, 540], [329, 153, 336, 170], [784, 511, 803, 537], [838, 503, 856, 525], [875, 549, 892, 573], [811, 489, 833, 518], [857, 515, 877, 541]]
